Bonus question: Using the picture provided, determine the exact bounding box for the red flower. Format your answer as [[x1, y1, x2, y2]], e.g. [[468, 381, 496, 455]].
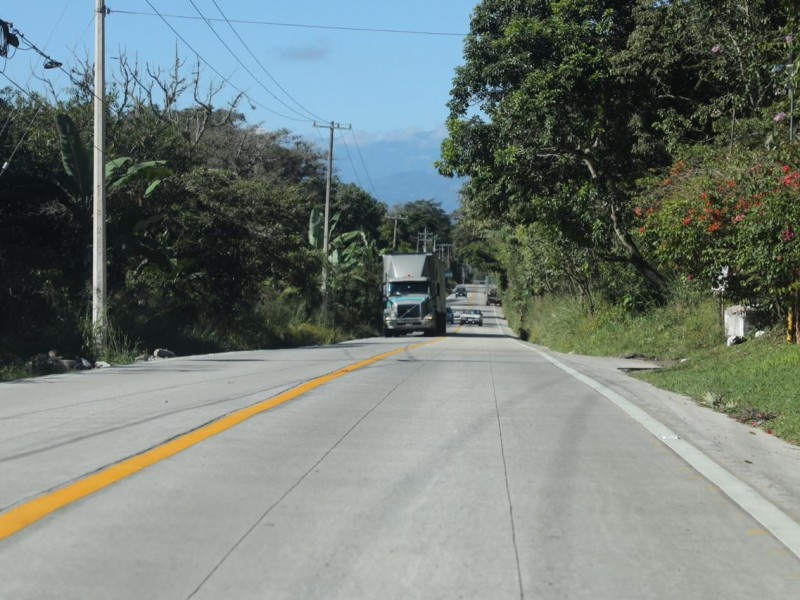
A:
[[633, 206, 643, 217], [682, 217, 692, 226]]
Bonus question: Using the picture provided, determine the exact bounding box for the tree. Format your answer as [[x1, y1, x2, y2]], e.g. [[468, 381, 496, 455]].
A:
[[439, 0, 672, 294], [386, 199, 452, 253], [619, 0, 791, 154]]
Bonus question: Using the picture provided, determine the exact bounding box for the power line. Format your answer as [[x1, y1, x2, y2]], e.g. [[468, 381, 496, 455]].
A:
[[209, 0, 325, 123], [110, 10, 468, 37], [187, 0, 318, 123], [0, 71, 45, 177], [0, 11, 98, 172], [349, 129, 379, 199], [142, 0, 312, 123], [336, 129, 364, 191]]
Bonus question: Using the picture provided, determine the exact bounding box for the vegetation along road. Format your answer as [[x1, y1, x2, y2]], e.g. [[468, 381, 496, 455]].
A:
[[3, 1, 800, 597], [2, 287, 800, 599]]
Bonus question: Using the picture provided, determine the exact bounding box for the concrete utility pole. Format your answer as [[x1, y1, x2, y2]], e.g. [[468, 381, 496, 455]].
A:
[[93, 0, 108, 353], [313, 121, 350, 317]]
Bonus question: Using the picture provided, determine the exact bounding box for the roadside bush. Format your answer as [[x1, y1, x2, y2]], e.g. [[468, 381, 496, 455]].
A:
[[507, 285, 723, 360], [636, 148, 800, 338]]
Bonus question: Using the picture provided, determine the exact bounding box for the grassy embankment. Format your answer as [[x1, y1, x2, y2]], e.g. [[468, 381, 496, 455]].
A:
[[0, 299, 374, 382], [506, 290, 800, 445]]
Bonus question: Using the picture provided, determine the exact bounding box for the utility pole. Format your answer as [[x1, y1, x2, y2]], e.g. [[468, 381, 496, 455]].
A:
[[437, 243, 454, 264], [93, 0, 108, 353], [386, 214, 407, 249], [313, 121, 350, 318], [416, 225, 432, 253]]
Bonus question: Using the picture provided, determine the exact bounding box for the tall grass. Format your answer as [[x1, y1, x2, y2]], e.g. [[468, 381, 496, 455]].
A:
[[508, 285, 724, 360]]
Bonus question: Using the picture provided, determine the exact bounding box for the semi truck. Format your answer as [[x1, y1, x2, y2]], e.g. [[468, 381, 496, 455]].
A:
[[382, 253, 447, 337]]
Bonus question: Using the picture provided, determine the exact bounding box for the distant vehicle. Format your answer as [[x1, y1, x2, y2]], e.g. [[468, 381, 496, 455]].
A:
[[446, 306, 454, 324], [459, 309, 483, 326], [454, 286, 467, 298], [382, 253, 447, 337], [486, 288, 501, 306]]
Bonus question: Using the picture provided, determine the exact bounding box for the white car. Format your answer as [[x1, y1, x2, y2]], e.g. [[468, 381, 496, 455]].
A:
[[459, 309, 483, 326]]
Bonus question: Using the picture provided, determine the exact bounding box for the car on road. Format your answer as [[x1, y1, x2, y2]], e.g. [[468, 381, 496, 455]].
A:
[[486, 288, 501, 306], [459, 309, 483, 326], [454, 286, 467, 298], [446, 306, 454, 324]]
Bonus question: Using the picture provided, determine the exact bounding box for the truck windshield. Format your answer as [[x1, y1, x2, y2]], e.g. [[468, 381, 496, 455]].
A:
[[387, 281, 429, 296]]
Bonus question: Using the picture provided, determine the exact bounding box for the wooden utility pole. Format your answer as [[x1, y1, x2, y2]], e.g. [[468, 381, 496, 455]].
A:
[[416, 225, 432, 253], [386, 214, 407, 249], [313, 121, 350, 317], [93, 0, 108, 353]]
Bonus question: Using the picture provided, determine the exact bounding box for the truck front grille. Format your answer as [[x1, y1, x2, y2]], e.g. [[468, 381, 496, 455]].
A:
[[397, 304, 421, 319]]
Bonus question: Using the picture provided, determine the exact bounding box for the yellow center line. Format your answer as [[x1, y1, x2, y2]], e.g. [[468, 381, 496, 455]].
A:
[[0, 338, 443, 541]]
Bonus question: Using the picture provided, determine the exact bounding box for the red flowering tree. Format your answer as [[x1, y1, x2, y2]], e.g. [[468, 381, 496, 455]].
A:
[[637, 150, 800, 341]]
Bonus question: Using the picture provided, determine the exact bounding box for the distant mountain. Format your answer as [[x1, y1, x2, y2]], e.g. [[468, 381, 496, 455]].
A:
[[332, 128, 466, 214]]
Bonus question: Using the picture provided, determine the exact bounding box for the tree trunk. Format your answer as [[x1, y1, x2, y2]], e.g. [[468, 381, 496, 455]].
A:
[[609, 202, 668, 294], [581, 160, 667, 296]]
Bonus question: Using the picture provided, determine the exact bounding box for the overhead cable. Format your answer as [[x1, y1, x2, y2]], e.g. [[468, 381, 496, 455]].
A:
[[110, 10, 468, 37], [143, 0, 312, 123], [188, 0, 318, 123], [210, 0, 326, 122], [349, 129, 379, 199], [337, 129, 364, 191]]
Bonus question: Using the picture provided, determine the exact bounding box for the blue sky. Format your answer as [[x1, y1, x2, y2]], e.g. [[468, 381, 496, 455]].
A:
[[1, 1, 478, 207], [1, 1, 476, 137]]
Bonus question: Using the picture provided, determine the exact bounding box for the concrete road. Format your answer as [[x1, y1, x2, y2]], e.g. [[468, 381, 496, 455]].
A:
[[2, 290, 800, 599]]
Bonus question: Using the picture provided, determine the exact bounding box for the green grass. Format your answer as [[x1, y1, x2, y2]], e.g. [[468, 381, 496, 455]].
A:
[[511, 291, 722, 360], [635, 331, 800, 445], [507, 291, 800, 445]]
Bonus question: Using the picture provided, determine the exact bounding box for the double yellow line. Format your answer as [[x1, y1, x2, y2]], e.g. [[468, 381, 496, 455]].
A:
[[0, 339, 441, 541]]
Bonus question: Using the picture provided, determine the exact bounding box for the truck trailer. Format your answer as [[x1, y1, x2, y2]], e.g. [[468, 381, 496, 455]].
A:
[[382, 253, 447, 337]]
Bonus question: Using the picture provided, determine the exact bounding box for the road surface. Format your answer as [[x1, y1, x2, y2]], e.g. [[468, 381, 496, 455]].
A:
[[2, 284, 800, 599]]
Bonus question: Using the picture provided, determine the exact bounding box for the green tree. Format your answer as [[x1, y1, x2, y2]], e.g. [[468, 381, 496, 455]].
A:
[[619, 0, 791, 154], [386, 199, 452, 253], [439, 0, 678, 294]]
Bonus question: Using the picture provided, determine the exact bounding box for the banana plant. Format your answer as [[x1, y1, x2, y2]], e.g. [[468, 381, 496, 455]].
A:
[[309, 206, 377, 284], [54, 113, 174, 275], [308, 205, 340, 251], [55, 114, 171, 208]]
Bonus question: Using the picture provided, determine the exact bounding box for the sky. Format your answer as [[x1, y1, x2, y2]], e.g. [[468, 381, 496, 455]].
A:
[[1, 1, 477, 140]]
